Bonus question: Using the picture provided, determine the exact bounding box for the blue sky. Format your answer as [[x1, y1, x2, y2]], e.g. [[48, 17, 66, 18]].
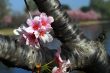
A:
[[9, 0, 90, 13]]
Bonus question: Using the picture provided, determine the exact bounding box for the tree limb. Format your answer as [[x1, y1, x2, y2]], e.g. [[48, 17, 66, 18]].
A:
[[0, 35, 55, 71], [0, 0, 109, 73], [33, 0, 110, 73]]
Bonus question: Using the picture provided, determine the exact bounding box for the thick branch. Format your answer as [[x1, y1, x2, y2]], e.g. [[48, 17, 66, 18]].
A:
[[33, 0, 109, 73], [0, 0, 109, 73], [0, 35, 55, 70]]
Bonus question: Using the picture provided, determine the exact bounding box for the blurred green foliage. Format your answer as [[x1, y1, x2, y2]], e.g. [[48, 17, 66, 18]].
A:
[[90, 0, 110, 19], [0, 0, 10, 20]]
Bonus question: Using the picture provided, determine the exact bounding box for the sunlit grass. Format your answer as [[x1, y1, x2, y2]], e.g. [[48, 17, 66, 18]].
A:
[[0, 28, 14, 35]]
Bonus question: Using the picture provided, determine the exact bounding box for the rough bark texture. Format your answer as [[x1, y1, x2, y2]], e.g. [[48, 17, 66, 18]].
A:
[[0, 0, 109, 73], [33, 0, 110, 73], [0, 35, 55, 71]]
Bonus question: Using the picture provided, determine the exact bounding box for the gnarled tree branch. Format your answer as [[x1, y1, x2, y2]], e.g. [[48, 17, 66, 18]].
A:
[[32, 0, 110, 73], [0, 0, 109, 73], [0, 35, 55, 71]]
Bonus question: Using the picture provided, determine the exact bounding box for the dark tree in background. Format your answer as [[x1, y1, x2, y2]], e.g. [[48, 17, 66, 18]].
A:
[[0, 0, 10, 20], [90, 0, 110, 19]]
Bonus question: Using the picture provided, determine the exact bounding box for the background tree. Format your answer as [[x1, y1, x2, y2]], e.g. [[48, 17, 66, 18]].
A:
[[90, 0, 110, 19], [0, 0, 10, 20], [61, 4, 71, 10]]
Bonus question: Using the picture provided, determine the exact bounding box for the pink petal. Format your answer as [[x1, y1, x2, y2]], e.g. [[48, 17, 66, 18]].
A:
[[55, 48, 63, 68], [24, 33, 38, 47], [34, 31, 39, 38], [33, 16, 41, 23], [27, 19, 33, 26], [40, 13, 47, 18], [24, 27, 34, 33], [48, 16, 54, 23], [40, 13, 48, 21], [45, 24, 53, 31]]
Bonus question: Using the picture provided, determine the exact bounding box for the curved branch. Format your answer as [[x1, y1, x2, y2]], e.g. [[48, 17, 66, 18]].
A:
[[33, 0, 109, 73], [0, 35, 55, 70], [0, 0, 109, 73]]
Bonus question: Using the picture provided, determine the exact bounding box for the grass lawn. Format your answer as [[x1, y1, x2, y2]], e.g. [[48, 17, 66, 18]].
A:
[[0, 28, 14, 36]]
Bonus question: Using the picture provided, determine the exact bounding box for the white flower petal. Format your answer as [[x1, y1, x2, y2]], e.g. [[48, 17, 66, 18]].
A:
[[35, 44, 40, 49], [66, 59, 71, 65], [39, 35, 47, 43], [13, 29, 20, 35], [22, 26, 27, 29], [52, 66, 58, 73], [46, 33, 53, 42], [26, 39, 29, 45], [34, 31, 39, 38], [33, 16, 41, 23], [24, 27, 34, 33], [27, 19, 33, 26]]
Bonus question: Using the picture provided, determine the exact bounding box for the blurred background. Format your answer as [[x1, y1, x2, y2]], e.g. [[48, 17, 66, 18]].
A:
[[0, 0, 110, 73]]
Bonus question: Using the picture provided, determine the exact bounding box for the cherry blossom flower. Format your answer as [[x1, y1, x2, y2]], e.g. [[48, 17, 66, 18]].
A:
[[22, 31, 39, 47], [39, 32, 53, 43], [52, 49, 71, 73], [26, 13, 54, 32], [52, 60, 71, 73], [26, 13, 54, 43], [13, 26, 39, 48]]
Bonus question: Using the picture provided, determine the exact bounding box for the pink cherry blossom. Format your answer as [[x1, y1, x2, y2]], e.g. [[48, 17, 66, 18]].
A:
[[52, 48, 71, 73], [13, 26, 39, 47], [26, 13, 54, 43], [23, 32, 39, 47], [52, 60, 71, 73], [39, 32, 53, 43], [26, 13, 54, 32]]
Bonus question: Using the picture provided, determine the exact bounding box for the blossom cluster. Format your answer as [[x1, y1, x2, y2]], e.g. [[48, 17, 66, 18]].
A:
[[13, 13, 54, 48]]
